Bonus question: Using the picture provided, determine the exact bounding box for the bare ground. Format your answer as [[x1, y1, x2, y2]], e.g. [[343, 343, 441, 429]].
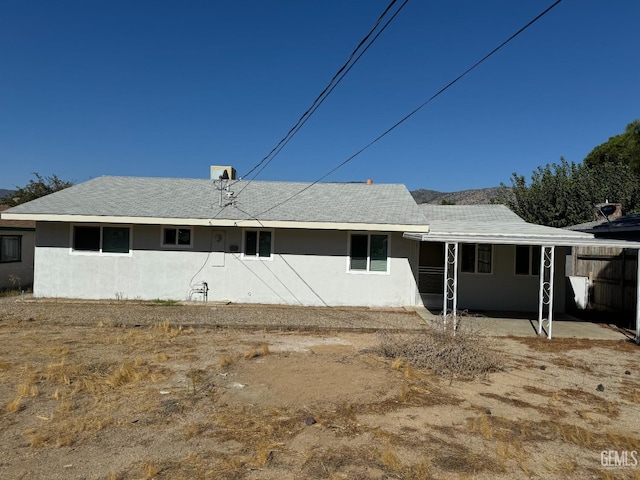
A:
[[1, 299, 639, 480]]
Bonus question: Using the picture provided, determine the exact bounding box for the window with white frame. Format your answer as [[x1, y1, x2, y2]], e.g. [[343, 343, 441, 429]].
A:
[[244, 230, 272, 258], [349, 233, 388, 272], [0, 235, 21, 263], [73, 225, 130, 254], [460, 243, 492, 273], [162, 227, 192, 247], [515, 245, 541, 275]]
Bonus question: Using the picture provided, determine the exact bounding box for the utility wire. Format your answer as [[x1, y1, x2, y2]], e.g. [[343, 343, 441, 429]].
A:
[[237, 0, 409, 192], [247, 0, 563, 220], [245, 0, 408, 186]]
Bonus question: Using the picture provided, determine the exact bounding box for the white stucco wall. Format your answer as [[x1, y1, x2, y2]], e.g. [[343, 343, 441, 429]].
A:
[[457, 244, 567, 312], [0, 230, 35, 290], [33, 222, 419, 307]]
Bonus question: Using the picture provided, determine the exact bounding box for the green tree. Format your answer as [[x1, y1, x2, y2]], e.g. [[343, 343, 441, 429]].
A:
[[499, 158, 640, 227], [584, 120, 640, 174], [2, 173, 74, 206]]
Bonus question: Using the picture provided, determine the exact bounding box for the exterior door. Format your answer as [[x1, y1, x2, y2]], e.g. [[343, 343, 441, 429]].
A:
[[419, 242, 445, 308]]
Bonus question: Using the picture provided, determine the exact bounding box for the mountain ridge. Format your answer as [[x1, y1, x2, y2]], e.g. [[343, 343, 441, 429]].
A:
[[411, 186, 503, 205], [0, 189, 14, 202]]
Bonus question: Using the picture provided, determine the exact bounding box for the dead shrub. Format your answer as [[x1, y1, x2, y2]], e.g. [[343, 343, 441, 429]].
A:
[[374, 326, 503, 379], [244, 342, 270, 360], [6, 396, 23, 413]]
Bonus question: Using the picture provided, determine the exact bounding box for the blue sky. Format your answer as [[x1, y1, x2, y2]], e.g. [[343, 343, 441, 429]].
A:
[[1, 0, 638, 192]]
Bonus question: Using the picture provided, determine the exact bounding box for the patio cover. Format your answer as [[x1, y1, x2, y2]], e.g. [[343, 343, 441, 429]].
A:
[[404, 205, 640, 341]]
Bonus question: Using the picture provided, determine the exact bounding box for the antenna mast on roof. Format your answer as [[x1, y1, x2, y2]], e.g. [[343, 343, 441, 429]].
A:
[[213, 169, 236, 207]]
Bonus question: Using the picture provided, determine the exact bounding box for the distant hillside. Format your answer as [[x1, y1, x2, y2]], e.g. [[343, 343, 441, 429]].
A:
[[0, 189, 14, 202], [411, 187, 504, 205]]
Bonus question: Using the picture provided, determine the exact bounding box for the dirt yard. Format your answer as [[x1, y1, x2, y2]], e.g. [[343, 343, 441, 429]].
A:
[[1, 299, 639, 479]]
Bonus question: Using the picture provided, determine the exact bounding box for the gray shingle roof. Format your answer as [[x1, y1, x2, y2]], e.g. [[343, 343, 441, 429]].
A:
[[5, 176, 428, 226], [0, 205, 35, 229], [421, 204, 524, 223], [565, 219, 606, 231], [420, 204, 591, 239], [568, 214, 640, 234]]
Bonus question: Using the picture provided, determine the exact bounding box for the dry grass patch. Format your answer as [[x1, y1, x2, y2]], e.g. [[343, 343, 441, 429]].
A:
[[210, 405, 304, 445], [466, 412, 640, 453], [551, 354, 595, 373], [42, 357, 168, 396], [545, 458, 578, 475], [300, 445, 434, 479], [23, 410, 116, 448], [6, 396, 23, 413], [479, 392, 536, 409], [2, 302, 640, 479], [522, 385, 620, 418], [560, 388, 620, 417], [619, 379, 640, 404], [244, 342, 271, 359], [513, 336, 639, 353]]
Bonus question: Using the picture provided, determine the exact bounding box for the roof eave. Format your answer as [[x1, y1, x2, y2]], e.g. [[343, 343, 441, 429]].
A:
[[0, 213, 430, 233], [403, 231, 640, 248]]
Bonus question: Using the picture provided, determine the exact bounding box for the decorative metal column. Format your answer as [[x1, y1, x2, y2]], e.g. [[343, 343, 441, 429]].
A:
[[537, 246, 555, 339], [443, 242, 459, 330]]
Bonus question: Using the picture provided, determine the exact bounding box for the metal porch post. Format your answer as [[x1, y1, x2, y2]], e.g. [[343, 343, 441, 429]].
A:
[[443, 242, 459, 330], [537, 246, 556, 339]]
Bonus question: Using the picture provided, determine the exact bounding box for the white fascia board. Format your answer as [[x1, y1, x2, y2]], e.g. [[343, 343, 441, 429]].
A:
[[403, 231, 640, 249], [1, 213, 429, 233], [227, 218, 429, 232]]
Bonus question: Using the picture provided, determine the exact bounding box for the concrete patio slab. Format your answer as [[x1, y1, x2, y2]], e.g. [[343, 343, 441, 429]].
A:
[[413, 307, 634, 341]]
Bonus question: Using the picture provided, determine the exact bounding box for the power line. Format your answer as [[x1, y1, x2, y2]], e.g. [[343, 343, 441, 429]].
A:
[[237, 0, 409, 189], [246, 0, 564, 220]]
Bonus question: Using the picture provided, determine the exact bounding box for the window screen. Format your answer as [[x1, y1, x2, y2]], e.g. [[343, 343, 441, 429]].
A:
[[163, 227, 192, 246], [244, 230, 271, 258], [73, 226, 130, 253], [516, 245, 541, 275], [245, 231, 258, 256], [460, 243, 476, 273], [350, 234, 368, 270], [258, 231, 271, 258], [461, 243, 492, 273], [177, 228, 191, 246], [515, 245, 530, 275], [349, 234, 389, 272], [103, 227, 130, 253], [477, 244, 492, 273], [369, 234, 388, 272], [0, 236, 21, 262], [74, 226, 100, 251], [532, 247, 541, 275], [164, 228, 177, 245]]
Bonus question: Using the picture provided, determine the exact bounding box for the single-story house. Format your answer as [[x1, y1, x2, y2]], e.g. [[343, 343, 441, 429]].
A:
[[2, 171, 639, 340], [0, 174, 429, 308], [0, 205, 35, 290]]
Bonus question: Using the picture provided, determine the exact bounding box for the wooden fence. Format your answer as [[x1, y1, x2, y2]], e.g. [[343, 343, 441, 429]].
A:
[[571, 246, 638, 313]]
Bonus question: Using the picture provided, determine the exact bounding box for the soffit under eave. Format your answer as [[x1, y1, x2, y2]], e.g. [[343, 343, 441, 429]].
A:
[[402, 232, 640, 249]]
